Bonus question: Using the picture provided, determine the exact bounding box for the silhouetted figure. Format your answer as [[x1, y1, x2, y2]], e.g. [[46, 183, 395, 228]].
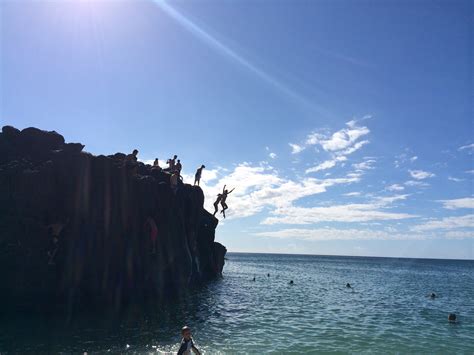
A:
[[346, 283, 352, 288], [176, 159, 182, 175], [289, 280, 294, 285], [124, 149, 139, 175], [126, 149, 138, 162], [448, 313, 457, 323], [267, 273, 270, 277], [177, 326, 201, 355], [144, 217, 158, 254], [213, 185, 235, 218], [153, 158, 160, 167], [168, 155, 177, 172], [170, 172, 179, 193], [430, 292, 436, 299], [194, 165, 205, 186], [252, 276, 256, 282], [47, 220, 67, 265]]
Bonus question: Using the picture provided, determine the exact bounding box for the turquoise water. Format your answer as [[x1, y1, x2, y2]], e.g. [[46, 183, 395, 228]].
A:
[[1, 253, 474, 353]]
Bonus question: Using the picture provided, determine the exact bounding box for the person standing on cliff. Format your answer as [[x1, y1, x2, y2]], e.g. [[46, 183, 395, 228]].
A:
[[168, 154, 177, 172], [177, 326, 201, 355], [175, 159, 182, 175], [194, 165, 205, 186]]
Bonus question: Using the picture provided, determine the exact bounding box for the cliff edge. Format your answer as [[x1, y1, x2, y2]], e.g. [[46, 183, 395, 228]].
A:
[[0, 125, 226, 312]]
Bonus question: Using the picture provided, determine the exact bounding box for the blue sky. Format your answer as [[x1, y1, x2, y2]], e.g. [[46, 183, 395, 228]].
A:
[[1, 0, 472, 259]]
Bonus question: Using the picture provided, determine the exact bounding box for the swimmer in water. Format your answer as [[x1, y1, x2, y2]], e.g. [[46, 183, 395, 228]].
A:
[[289, 280, 294, 285], [430, 292, 436, 299], [346, 283, 352, 288], [177, 326, 201, 355], [267, 273, 270, 277], [252, 276, 256, 282], [448, 313, 457, 323]]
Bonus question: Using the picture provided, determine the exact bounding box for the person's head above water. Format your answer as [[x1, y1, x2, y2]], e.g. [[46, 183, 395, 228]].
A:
[[181, 326, 192, 339], [448, 313, 456, 322], [430, 292, 436, 298], [346, 283, 351, 288], [289, 280, 294, 284]]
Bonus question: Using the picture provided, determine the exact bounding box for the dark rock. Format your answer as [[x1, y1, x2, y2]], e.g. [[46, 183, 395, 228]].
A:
[[0, 125, 226, 313], [2, 125, 20, 138]]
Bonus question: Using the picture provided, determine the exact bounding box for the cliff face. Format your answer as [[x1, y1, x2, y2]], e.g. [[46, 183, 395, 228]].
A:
[[0, 126, 226, 312]]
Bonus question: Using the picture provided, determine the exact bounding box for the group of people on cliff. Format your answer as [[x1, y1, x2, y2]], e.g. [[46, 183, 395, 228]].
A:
[[125, 149, 235, 218]]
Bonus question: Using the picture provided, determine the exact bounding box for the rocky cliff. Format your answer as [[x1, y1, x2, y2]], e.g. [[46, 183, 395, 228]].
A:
[[0, 126, 226, 312]]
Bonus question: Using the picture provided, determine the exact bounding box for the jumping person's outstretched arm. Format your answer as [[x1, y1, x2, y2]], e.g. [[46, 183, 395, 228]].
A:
[[228, 188, 235, 194], [222, 185, 226, 193]]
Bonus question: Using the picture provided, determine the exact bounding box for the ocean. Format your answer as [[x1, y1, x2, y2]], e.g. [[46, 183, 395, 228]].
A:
[[1, 253, 473, 353]]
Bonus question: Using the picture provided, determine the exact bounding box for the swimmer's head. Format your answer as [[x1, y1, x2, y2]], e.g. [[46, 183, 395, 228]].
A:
[[430, 293, 436, 298], [181, 326, 192, 339], [346, 283, 351, 288], [289, 280, 294, 284], [448, 313, 456, 322]]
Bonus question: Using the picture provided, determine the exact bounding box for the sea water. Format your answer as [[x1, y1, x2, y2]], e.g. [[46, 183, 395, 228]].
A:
[[1, 253, 473, 353]]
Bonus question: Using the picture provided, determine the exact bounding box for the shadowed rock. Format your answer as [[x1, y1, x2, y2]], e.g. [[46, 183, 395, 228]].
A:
[[0, 126, 226, 313]]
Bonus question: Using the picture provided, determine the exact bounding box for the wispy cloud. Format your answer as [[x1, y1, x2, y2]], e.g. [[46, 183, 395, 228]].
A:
[[256, 228, 427, 241], [387, 184, 405, 191], [458, 143, 474, 152], [409, 169, 435, 180], [448, 177, 464, 182], [411, 215, 474, 232], [439, 197, 474, 210], [289, 143, 305, 154], [262, 194, 414, 225], [304, 120, 371, 173]]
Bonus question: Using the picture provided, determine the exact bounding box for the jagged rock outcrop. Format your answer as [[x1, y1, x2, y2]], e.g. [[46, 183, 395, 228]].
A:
[[0, 126, 226, 312]]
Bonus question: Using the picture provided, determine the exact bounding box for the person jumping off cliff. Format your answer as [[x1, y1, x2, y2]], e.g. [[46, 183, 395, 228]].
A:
[[194, 165, 205, 186], [213, 185, 235, 218]]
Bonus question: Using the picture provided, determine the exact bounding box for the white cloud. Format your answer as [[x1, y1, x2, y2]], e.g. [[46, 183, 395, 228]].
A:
[[289, 143, 305, 154], [304, 120, 371, 173], [344, 192, 361, 197], [353, 159, 376, 171], [409, 169, 435, 180], [194, 163, 361, 219], [466, 170, 474, 175], [305, 156, 347, 173], [459, 143, 474, 152], [255, 228, 426, 241], [410, 156, 418, 162], [448, 177, 464, 182], [262, 195, 415, 225], [439, 197, 474, 210], [404, 180, 429, 187], [269, 152, 277, 159], [411, 214, 474, 232], [306, 122, 370, 152], [387, 184, 405, 191]]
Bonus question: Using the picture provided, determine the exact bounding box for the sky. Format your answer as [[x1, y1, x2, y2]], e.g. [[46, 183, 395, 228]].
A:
[[1, 0, 473, 259]]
